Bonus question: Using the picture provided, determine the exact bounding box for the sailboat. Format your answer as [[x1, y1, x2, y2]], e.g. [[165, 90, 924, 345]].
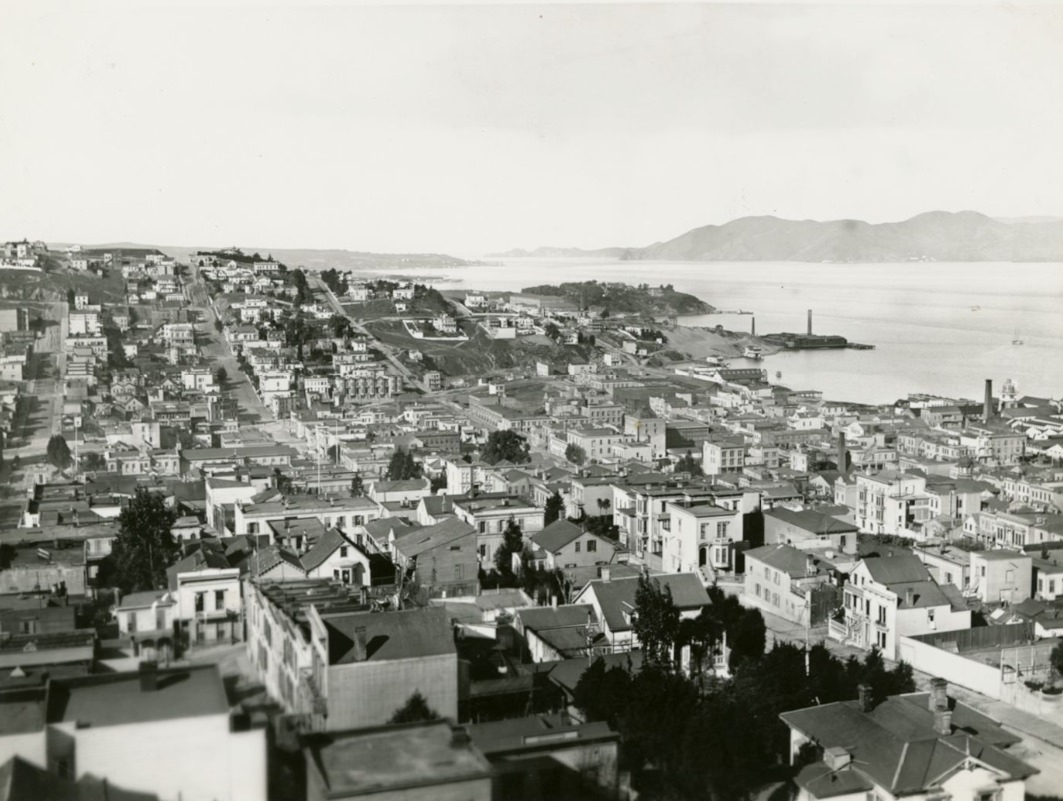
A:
[[1012, 327, 1024, 346]]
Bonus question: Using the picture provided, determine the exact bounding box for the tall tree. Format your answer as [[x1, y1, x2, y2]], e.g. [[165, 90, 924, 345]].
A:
[[493, 517, 525, 575], [328, 313, 352, 339], [481, 430, 530, 465], [544, 491, 565, 525], [107, 489, 179, 593], [46, 435, 73, 471], [350, 474, 365, 497], [633, 575, 681, 669], [565, 443, 586, 465], [385, 447, 422, 481]]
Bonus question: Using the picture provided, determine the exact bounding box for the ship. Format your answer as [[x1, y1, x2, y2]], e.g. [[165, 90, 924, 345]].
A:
[[743, 345, 764, 360], [1012, 327, 1024, 346]]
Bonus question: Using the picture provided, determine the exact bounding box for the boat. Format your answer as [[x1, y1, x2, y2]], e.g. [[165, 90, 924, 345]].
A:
[[743, 345, 764, 360], [970, 305, 981, 311], [1012, 327, 1024, 346]]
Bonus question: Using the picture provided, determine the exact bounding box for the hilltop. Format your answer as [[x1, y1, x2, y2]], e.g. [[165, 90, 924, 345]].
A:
[[495, 211, 1063, 263], [518, 280, 713, 316]]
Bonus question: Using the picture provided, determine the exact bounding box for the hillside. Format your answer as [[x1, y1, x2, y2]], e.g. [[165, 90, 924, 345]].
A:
[[495, 212, 1063, 263], [57, 243, 471, 272], [518, 280, 712, 315]]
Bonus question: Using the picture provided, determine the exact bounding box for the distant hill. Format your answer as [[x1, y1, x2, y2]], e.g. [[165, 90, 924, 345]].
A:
[[497, 211, 1063, 263], [54, 243, 471, 272], [489, 246, 633, 258]]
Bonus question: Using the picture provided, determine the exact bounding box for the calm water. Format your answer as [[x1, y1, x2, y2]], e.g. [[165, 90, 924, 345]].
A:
[[393, 259, 1063, 405]]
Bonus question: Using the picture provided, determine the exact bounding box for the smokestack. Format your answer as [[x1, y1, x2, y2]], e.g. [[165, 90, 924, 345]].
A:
[[807, 309, 812, 336], [751, 317, 756, 337], [837, 432, 848, 473], [983, 379, 993, 423]]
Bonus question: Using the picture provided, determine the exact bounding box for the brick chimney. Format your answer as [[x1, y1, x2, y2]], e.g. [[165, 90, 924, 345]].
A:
[[837, 432, 848, 473], [929, 677, 948, 711], [857, 684, 873, 712], [352, 626, 367, 661], [983, 379, 993, 423], [933, 704, 952, 736]]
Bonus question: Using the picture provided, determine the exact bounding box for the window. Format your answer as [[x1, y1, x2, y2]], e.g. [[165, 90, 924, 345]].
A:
[[215, 589, 226, 609], [455, 563, 464, 580], [156, 607, 167, 630], [195, 592, 205, 613], [877, 606, 886, 625], [479, 522, 486, 534], [248, 522, 259, 535], [587, 540, 597, 553], [340, 546, 349, 558], [20, 619, 38, 634], [876, 631, 887, 649], [755, 583, 761, 597], [127, 613, 137, 633], [575, 542, 581, 553]]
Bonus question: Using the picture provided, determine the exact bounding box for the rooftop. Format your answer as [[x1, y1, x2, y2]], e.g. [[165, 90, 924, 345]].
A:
[[46, 664, 229, 728], [304, 720, 492, 795], [326, 606, 455, 665]]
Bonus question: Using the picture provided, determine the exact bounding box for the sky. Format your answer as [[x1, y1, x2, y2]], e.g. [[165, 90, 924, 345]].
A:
[[2, 1, 1062, 254]]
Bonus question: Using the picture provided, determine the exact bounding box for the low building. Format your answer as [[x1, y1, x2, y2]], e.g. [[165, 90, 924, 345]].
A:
[[969, 549, 1033, 605], [302, 720, 492, 801], [743, 544, 839, 627], [528, 519, 618, 571], [780, 679, 1037, 801], [763, 507, 859, 555]]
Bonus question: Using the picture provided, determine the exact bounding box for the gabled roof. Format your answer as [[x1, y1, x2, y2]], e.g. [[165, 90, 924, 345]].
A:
[[780, 692, 1033, 796], [300, 528, 366, 573], [576, 573, 710, 633], [516, 604, 596, 632], [862, 554, 931, 586], [529, 520, 583, 554], [764, 506, 859, 535], [249, 545, 306, 578], [745, 544, 827, 578], [326, 606, 455, 665], [393, 517, 475, 558]]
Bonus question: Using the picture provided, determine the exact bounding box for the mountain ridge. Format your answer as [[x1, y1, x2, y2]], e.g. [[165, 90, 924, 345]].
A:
[[498, 211, 1063, 263]]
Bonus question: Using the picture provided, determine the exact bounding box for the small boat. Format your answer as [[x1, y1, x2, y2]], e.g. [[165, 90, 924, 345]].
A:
[[970, 305, 981, 311], [744, 345, 764, 360], [1012, 327, 1024, 346]]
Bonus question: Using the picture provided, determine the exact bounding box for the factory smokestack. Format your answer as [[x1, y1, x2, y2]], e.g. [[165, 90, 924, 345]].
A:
[[751, 317, 756, 337], [983, 379, 993, 422], [807, 309, 812, 336], [838, 432, 848, 474]]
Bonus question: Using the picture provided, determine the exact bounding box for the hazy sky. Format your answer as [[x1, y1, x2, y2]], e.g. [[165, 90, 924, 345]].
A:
[[2, 1, 1062, 254]]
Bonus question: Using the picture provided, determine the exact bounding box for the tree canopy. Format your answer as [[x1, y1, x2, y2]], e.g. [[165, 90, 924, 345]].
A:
[[106, 489, 179, 593], [564, 443, 586, 466], [544, 491, 565, 526], [388, 691, 440, 724], [674, 451, 704, 476], [385, 448, 423, 481], [493, 517, 525, 576], [46, 435, 72, 471], [481, 430, 530, 465]]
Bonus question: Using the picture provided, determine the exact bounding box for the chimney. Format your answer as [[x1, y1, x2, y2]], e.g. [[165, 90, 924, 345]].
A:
[[904, 587, 914, 608], [451, 725, 472, 748], [933, 704, 953, 736], [600, 565, 611, 582], [983, 379, 993, 423], [807, 309, 812, 336], [837, 432, 848, 473], [751, 317, 756, 337], [353, 626, 367, 661], [857, 683, 873, 712], [551, 595, 558, 609], [929, 677, 948, 712], [139, 660, 159, 692], [806, 554, 816, 577]]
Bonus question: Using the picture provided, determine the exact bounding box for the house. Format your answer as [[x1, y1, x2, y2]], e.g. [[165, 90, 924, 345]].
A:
[[528, 519, 618, 571], [115, 590, 179, 662], [780, 679, 1037, 801], [451, 493, 545, 565], [830, 555, 971, 660], [166, 545, 243, 647], [391, 518, 479, 599], [513, 604, 600, 662], [665, 501, 744, 578], [968, 549, 1032, 605], [572, 571, 710, 652], [743, 544, 839, 627], [854, 471, 931, 538], [300, 527, 372, 587], [0, 664, 266, 801], [368, 477, 432, 505], [302, 720, 492, 801], [763, 506, 859, 555]]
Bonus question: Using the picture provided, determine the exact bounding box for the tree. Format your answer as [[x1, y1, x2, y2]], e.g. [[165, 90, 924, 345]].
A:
[[388, 691, 440, 724], [493, 517, 525, 576], [66, 288, 75, 306], [46, 435, 72, 471], [675, 450, 704, 476], [385, 447, 422, 481], [81, 452, 107, 472], [481, 430, 530, 465], [633, 575, 681, 669], [213, 318, 223, 333], [215, 365, 228, 385], [544, 491, 565, 525], [106, 489, 179, 593], [565, 443, 586, 465], [328, 313, 352, 339], [350, 474, 365, 497]]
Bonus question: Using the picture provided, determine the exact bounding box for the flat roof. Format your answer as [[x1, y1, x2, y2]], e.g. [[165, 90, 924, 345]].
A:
[[305, 721, 492, 795], [46, 664, 229, 728]]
